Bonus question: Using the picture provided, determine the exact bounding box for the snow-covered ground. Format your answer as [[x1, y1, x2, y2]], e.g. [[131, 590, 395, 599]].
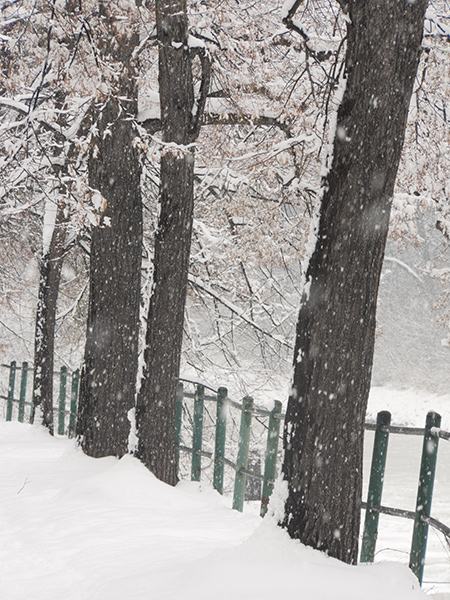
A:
[[0, 387, 449, 600]]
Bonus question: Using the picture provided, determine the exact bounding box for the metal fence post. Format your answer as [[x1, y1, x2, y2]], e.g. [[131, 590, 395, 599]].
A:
[[58, 366, 67, 436], [232, 396, 253, 512], [175, 382, 184, 463], [6, 360, 17, 421], [213, 386, 228, 495], [18, 362, 28, 423], [360, 410, 391, 562], [191, 384, 204, 482], [409, 411, 441, 585], [260, 400, 282, 517], [68, 369, 79, 438]]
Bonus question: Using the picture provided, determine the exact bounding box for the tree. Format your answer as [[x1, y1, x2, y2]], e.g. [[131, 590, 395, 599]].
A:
[[77, 4, 143, 458], [135, 0, 210, 484], [0, 0, 144, 447], [136, 0, 339, 400], [281, 0, 428, 564], [32, 203, 68, 433], [2, 0, 446, 488]]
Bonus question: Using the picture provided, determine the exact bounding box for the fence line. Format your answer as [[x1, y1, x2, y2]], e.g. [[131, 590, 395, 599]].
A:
[[1, 361, 80, 438], [360, 408, 448, 585], [1, 362, 449, 586]]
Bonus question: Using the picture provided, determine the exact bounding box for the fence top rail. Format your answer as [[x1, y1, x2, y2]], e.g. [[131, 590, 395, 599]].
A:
[[180, 380, 450, 437], [179, 377, 218, 394], [2, 366, 449, 439], [364, 421, 450, 441], [179, 377, 284, 418], [0, 363, 79, 376]]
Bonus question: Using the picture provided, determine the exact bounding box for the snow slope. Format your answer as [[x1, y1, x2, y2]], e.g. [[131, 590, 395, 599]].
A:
[[0, 420, 429, 600]]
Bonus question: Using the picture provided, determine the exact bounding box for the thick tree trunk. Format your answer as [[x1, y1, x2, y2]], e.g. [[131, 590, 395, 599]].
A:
[[32, 204, 67, 433], [77, 30, 142, 457], [136, 0, 209, 484], [281, 0, 427, 564], [136, 151, 194, 484]]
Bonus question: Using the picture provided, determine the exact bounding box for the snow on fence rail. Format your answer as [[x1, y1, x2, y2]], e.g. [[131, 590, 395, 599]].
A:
[[1, 361, 449, 586]]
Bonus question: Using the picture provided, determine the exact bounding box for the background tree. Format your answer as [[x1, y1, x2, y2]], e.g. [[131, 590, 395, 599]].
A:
[[32, 203, 68, 433], [281, 0, 428, 563], [0, 2, 94, 429]]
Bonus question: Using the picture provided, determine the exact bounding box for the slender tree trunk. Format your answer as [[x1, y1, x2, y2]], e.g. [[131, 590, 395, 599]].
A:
[[136, 0, 209, 484], [32, 204, 67, 433], [281, 0, 427, 564], [77, 29, 142, 457]]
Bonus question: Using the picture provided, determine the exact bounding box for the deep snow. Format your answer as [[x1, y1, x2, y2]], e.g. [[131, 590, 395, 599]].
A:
[[1, 388, 449, 600]]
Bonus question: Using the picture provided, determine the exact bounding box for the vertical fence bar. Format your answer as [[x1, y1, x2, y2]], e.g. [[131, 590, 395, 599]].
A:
[[68, 369, 79, 438], [409, 411, 441, 585], [58, 366, 67, 436], [232, 396, 253, 512], [260, 400, 282, 517], [360, 410, 391, 562], [6, 360, 17, 421], [191, 384, 204, 482], [213, 386, 228, 494], [175, 382, 184, 463], [18, 361, 28, 423]]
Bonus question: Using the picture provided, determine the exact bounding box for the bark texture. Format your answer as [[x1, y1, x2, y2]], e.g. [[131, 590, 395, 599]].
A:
[[282, 0, 428, 564], [32, 205, 67, 433], [136, 0, 209, 484], [77, 28, 142, 458]]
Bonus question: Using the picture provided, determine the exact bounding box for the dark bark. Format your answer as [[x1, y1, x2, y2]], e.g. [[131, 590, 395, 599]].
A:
[[136, 0, 210, 484], [281, 0, 427, 564], [32, 205, 67, 433], [77, 30, 142, 458]]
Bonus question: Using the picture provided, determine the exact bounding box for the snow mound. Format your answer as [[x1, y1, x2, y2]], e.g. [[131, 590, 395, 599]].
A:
[[0, 421, 426, 600]]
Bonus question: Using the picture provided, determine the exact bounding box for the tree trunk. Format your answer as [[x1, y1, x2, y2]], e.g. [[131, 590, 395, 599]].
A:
[[77, 31, 142, 457], [281, 0, 427, 564], [32, 204, 67, 433], [136, 0, 209, 484]]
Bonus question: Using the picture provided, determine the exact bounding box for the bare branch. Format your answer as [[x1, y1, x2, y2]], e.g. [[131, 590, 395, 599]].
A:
[[188, 273, 293, 350], [203, 111, 293, 137]]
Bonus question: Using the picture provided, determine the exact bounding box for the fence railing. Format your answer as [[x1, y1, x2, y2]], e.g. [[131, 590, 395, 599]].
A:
[[360, 410, 450, 585], [1, 361, 79, 437], [176, 379, 282, 516], [1, 361, 449, 586]]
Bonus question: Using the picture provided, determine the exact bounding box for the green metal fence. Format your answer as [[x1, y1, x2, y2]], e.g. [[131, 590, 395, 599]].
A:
[[1, 361, 80, 438], [175, 379, 282, 518], [1, 361, 449, 585], [360, 409, 450, 586]]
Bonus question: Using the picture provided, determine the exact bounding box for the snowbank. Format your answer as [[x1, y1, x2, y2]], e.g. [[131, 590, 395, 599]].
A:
[[0, 421, 426, 600]]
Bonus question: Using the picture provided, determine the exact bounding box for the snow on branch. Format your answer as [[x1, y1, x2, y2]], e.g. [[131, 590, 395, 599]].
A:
[[281, 0, 343, 64], [424, 4, 450, 38], [0, 97, 30, 115], [0, 96, 68, 139], [383, 257, 423, 284], [282, 0, 309, 42]]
